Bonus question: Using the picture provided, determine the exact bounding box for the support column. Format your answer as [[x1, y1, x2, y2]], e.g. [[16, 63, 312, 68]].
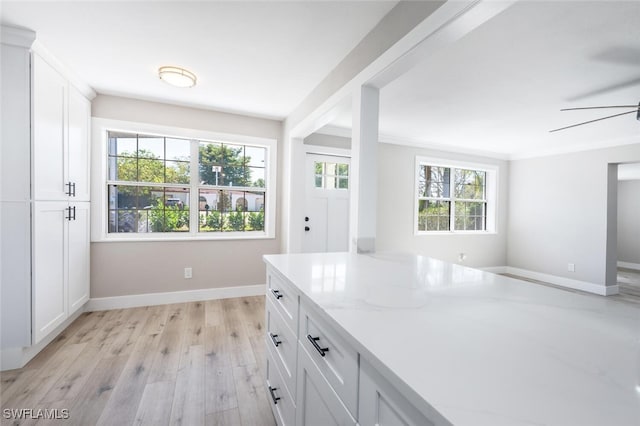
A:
[[350, 85, 379, 253]]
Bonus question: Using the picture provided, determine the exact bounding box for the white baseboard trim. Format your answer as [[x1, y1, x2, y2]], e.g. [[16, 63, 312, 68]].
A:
[[85, 284, 266, 312], [481, 266, 507, 274], [1, 308, 85, 371], [504, 266, 618, 296], [617, 261, 640, 271]]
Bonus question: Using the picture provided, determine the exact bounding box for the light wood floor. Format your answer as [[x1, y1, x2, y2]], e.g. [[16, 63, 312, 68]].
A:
[[617, 267, 640, 299], [1, 297, 276, 426]]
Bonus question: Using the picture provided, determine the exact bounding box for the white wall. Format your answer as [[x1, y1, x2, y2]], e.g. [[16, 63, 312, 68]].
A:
[[303, 133, 351, 150], [617, 179, 640, 266], [376, 143, 509, 268], [91, 95, 283, 298], [507, 144, 640, 288]]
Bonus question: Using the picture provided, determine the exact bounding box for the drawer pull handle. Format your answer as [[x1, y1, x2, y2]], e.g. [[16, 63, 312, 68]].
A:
[[269, 332, 282, 347], [271, 289, 283, 299], [268, 386, 281, 405], [307, 334, 329, 357]]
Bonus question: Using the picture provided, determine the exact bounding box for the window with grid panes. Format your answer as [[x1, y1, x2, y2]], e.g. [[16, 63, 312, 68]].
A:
[[416, 160, 492, 233], [106, 131, 268, 235]]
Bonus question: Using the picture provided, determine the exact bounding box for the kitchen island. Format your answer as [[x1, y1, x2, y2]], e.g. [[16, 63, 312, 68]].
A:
[[263, 252, 640, 425]]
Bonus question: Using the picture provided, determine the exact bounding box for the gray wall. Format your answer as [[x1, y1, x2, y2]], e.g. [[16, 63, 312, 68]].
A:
[[617, 179, 640, 265], [507, 144, 640, 287], [91, 95, 283, 298], [376, 143, 509, 268]]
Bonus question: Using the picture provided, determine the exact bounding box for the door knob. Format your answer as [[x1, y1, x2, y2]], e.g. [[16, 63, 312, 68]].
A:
[[304, 226, 310, 231], [305, 216, 309, 222]]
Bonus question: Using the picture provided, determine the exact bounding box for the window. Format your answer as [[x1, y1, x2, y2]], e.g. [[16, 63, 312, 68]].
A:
[[314, 161, 349, 190], [415, 157, 497, 233], [108, 133, 191, 233], [97, 119, 276, 240], [197, 141, 266, 233]]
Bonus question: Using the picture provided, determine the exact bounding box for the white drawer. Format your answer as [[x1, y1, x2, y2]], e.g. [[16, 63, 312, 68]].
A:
[[266, 297, 297, 397], [267, 268, 299, 333], [299, 300, 359, 419], [266, 342, 296, 426]]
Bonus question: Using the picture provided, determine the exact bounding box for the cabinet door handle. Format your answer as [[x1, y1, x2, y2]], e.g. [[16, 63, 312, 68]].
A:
[[268, 386, 281, 405], [65, 182, 73, 196], [307, 334, 329, 357], [71, 182, 76, 197], [269, 332, 282, 348], [271, 289, 283, 300], [65, 206, 72, 221], [72, 206, 76, 221]]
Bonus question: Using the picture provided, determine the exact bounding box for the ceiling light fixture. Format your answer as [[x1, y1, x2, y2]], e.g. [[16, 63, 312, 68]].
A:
[[158, 66, 197, 88]]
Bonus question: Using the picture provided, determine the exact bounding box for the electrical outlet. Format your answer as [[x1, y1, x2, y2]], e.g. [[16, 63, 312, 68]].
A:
[[184, 267, 192, 279], [567, 263, 575, 272]]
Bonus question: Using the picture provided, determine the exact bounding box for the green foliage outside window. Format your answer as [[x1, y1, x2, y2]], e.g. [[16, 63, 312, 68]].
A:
[[148, 199, 189, 232]]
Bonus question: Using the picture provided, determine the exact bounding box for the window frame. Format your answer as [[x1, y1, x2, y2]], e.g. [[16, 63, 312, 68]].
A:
[[414, 156, 498, 235], [92, 118, 277, 242]]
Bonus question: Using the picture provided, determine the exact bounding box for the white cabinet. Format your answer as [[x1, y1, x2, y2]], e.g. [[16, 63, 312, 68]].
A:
[[33, 54, 91, 202], [68, 88, 91, 201], [33, 54, 67, 201], [1, 27, 34, 353], [68, 202, 90, 312], [32, 202, 67, 343], [31, 53, 92, 346], [267, 342, 296, 426], [1, 26, 92, 367], [266, 298, 298, 395], [32, 202, 90, 344], [359, 359, 441, 426], [299, 301, 358, 417], [295, 343, 356, 426]]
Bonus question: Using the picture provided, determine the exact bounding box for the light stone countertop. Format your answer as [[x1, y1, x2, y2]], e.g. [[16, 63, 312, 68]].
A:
[[264, 252, 640, 426]]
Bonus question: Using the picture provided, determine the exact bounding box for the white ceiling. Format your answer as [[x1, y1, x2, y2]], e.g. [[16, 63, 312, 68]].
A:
[[4, 1, 639, 158], [1, 1, 396, 119], [324, 1, 640, 159]]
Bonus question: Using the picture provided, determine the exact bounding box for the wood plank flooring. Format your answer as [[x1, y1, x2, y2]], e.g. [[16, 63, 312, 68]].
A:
[[0, 297, 275, 426]]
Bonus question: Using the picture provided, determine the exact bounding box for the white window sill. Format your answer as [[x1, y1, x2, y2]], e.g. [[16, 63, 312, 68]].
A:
[[93, 232, 275, 243], [414, 231, 497, 236]]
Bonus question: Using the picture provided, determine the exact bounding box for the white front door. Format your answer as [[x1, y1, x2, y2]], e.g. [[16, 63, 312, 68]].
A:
[[302, 153, 350, 253]]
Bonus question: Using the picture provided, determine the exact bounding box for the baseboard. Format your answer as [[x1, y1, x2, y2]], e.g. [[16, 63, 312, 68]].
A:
[[480, 266, 507, 274], [617, 261, 640, 271], [504, 266, 618, 296], [1, 307, 85, 371], [85, 284, 266, 312]]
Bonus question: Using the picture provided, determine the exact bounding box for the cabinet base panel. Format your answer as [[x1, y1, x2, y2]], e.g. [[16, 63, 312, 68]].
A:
[[0, 306, 85, 371]]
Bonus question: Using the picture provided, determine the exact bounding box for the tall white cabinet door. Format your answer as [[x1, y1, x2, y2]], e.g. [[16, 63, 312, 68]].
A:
[[32, 201, 68, 344], [33, 54, 67, 201], [67, 87, 90, 201], [68, 202, 90, 314]]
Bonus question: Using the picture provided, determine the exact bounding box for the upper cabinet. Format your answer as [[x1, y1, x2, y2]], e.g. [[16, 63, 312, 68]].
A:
[[32, 54, 91, 202], [68, 87, 91, 201]]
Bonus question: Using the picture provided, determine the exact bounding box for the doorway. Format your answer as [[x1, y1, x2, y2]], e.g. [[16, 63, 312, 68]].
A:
[[616, 162, 640, 299], [302, 153, 351, 253]]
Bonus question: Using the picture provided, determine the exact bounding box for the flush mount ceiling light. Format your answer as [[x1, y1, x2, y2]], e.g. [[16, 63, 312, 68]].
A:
[[158, 66, 197, 88]]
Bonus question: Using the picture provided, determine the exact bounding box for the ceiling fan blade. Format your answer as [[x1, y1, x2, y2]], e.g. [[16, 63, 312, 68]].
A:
[[549, 109, 639, 133], [560, 105, 639, 111]]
